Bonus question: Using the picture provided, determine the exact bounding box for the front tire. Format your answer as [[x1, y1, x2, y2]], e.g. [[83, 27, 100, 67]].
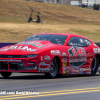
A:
[[91, 55, 99, 76], [45, 57, 58, 78], [1, 72, 12, 78]]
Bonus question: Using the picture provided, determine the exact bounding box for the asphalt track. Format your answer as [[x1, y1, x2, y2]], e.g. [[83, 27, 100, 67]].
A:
[[0, 73, 100, 100]]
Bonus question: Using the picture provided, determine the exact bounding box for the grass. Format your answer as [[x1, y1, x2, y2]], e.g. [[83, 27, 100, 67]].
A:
[[1, 0, 100, 24], [0, 0, 100, 42], [0, 23, 100, 42]]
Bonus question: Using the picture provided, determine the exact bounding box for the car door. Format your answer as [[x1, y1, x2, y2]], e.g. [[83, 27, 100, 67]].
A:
[[67, 37, 91, 72]]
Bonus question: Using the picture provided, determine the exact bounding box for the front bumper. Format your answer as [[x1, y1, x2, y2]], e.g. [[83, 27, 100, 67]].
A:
[[0, 58, 50, 73], [0, 62, 37, 70]]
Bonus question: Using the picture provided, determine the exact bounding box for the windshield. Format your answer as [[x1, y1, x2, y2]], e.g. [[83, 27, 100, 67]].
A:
[[24, 34, 67, 45]]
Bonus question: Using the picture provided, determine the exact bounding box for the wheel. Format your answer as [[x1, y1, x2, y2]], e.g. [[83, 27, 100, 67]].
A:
[[1, 72, 12, 78], [91, 55, 99, 76], [45, 57, 58, 78]]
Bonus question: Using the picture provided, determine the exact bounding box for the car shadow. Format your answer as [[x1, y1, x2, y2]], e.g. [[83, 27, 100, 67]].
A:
[[0, 73, 100, 80]]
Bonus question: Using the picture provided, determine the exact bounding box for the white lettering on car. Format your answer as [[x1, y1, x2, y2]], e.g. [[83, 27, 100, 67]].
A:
[[0, 46, 36, 52], [50, 50, 60, 55], [93, 48, 100, 53]]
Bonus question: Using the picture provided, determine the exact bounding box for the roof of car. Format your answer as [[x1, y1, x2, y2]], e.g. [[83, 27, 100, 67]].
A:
[[37, 33, 86, 38]]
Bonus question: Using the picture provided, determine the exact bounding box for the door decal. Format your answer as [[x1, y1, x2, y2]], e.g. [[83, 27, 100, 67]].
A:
[[68, 46, 87, 68]]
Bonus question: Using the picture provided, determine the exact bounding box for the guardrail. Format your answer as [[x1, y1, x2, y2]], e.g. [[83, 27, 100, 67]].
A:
[[0, 42, 100, 48], [94, 42, 100, 47], [0, 43, 17, 48]]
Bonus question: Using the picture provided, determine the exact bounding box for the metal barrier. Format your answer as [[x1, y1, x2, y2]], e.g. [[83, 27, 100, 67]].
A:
[[0, 43, 17, 48], [95, 42, 100, 47]]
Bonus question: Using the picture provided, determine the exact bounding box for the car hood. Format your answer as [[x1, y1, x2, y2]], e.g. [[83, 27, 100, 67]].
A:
[[0, 40, 57, 55]]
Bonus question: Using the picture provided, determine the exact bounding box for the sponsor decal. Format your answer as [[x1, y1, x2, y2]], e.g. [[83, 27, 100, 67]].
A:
[[62, 58, 67, 62], [63, 67, 67, 71], [71, 68, 75, 71], [71, 71, 74, 74], [85, 68, 89, 71], [89, 67, 91, 71], [44, 55, 50, 61], [0, 59, 6, 62], [71, 69, 75, 73], [83, 68, 86, 71], [83, 71, 87, 74], [62, 52, 67, 57], [0, 59, 21, 62], [0, 46, 36, 52], [62, 71, 66, 74], [39, 62, 50, 66], [63, 62, 67, 67], [38, 67, 49, 72], [85, 68, 91, 71], [75, 70, 79, 72], [9, 59, 21, 62], [93, 48, 100, 53], [68, 46, 87, 68], [87, 72, 91, 74], [71, 70, 75, 72], [93, 44, 97, 46], [0, 48, 8, 51], [18, 42, 45, 48], [80, 68, 83, 71], [67, 67, 70, 71], [0, 47, 10, 51], [50, 50, 60, 55], [79, 72, 83, 74], [40, 56, 43, 61], [75, 72, 78, 74], [66, 71, 70, 73]]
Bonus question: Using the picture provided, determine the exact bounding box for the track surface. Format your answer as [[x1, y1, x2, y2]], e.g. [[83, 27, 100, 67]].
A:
[[0, 73, 100, 100]]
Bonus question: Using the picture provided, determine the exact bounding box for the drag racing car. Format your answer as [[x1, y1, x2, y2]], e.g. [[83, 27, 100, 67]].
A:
[[0, 33, 100, 78]]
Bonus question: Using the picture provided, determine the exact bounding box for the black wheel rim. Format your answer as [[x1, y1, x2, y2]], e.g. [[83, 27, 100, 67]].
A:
[[50, 58, 58, 77]]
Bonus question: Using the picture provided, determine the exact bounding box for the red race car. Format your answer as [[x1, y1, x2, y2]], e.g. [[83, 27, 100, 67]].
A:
[[0, 33, 100, 78]]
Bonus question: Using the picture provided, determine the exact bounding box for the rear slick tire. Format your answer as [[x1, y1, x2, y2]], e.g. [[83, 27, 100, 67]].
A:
[[91, 55, 99, 76], [1, 72, 12, 78]]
